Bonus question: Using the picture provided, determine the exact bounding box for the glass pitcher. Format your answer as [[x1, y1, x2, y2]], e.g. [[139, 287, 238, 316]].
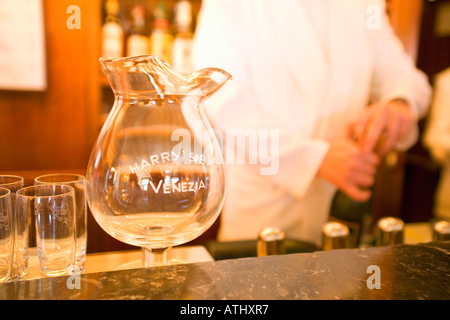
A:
[[86, 55, 231, 266]]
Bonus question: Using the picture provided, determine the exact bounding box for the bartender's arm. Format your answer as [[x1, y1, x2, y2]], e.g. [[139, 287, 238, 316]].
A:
[[317, 99, 413, 202]]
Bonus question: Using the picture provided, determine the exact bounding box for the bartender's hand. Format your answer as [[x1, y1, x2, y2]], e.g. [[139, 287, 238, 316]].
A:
[[350, 99, 415, 156], [318, 139, 380, 202]]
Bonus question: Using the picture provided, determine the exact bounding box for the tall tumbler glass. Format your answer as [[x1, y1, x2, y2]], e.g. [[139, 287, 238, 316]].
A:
[[0, 175, 25, 279], [17, 185, 76, 277], [35, 174, 87, 270], [0, 175, 24, 203], [0, 188, 13, 283]]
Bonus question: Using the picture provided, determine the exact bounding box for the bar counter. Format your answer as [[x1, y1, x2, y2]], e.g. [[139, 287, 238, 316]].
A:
[[0, 241, 448, 300]]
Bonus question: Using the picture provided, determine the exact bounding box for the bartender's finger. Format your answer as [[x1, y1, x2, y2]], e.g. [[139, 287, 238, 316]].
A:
[[361, 150, 380, 167], [397, 113, 413, 143], [361, 112, 387, 152], [379, 119, 402, 156], [344, 184, 372, 203], [351, 171, 376, 188], [347, 121, 357, 140], [351, 160, 377, 177], [352, 112, 371, 143]]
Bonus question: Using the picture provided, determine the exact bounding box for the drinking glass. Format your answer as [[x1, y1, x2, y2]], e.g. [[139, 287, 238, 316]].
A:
[[35, 173, 87, 270], [0, 175, 24, 203], [16, 185, 76, 276], [0, 175, 25, 279], [0, 188, 13, 283]]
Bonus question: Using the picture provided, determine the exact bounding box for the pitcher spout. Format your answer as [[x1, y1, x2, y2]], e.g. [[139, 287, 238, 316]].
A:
[[188, 68, 232, 99], [99, 55, 231, 98]]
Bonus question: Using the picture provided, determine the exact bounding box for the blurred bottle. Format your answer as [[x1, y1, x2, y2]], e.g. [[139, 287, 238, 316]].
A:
[[150, 1, 173, 63], [375, 217, 404, 246], [172, 0, 194, 74], [102, 0, 124, 58], [432, 220, 450, 241], [257, 227, 286, 256], [126, 4, 150, 56], [322, 222, 350, 251]]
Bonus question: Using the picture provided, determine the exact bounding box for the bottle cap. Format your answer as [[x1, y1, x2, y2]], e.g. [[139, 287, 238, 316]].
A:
[[432, 221, 450, 242], [376, 217, 404, 246], [257, 227, 286, 256], [322, 222, 349, 251]]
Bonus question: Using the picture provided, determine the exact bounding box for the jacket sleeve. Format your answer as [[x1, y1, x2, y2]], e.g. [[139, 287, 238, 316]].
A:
[[368, 0, 432, 150], [192, 0, 330, 199]]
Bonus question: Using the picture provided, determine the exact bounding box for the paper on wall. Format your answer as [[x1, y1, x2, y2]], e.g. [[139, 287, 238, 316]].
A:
[[0, 0, 47, 91]]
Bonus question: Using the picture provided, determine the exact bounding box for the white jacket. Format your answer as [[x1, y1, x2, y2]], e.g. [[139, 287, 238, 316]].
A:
[[193, 0, 431, 245]]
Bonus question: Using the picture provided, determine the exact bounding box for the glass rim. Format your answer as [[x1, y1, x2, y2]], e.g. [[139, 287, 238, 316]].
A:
[[0, 187, 11, 198], [16, 184, 75, 199], [35, 173, 85, 184], [0, 175, 24, 186]]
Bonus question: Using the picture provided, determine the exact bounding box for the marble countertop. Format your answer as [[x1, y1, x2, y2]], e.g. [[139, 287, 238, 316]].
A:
[[0, 241, 448, 300]]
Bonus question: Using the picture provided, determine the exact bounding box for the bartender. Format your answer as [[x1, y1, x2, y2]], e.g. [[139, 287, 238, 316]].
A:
[[192, 0, 431, 246]]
